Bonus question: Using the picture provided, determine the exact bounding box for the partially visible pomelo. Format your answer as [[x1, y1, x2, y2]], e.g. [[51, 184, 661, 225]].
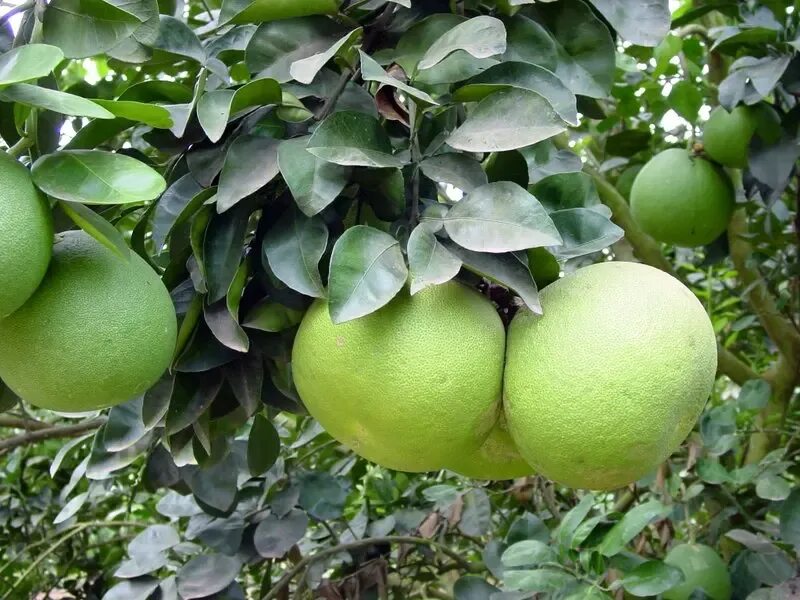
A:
[[291, 282, 505, 472], [445, 414, 534, 480], [703, 104, 780, 169], [630, 148, 734, 247], [663, 543, 731, 600], [0, 152, 52, 317], [503, 262, 717, 490], [0, 231, 177, 412]]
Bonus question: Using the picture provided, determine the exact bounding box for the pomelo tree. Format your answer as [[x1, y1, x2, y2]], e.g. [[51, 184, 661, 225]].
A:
[[0, 0, 799, 598]]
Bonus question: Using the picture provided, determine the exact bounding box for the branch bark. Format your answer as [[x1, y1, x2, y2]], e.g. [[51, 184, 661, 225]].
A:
[[0, 417, 106, 453], [0, 415, 50, 431]]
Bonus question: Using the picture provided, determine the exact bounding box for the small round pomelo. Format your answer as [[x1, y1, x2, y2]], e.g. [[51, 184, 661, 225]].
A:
[[0, 152, 53, 317], [703, 106, 760, 169], [663, 543, 731, 600], [0, 230, 177, 412], [292, 281, 505, 472], [503, 262, 717, 490], [445, 414, 534, 480], [630, 148, 734, 247]]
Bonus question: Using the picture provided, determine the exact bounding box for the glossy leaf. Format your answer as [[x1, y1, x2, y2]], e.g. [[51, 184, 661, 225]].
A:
[[151, 15, 205, 63], [32, 150, 166, 204], [278, 136, 350, 216], [501, 540, 556, 568], [217, 134, 280, 212], [586, 0, 670, 46], [328, 225, 408, 324], [407, 222, 461, 295], [254, 509, 308, 558], [420, 153, 487, 193], [176, 554, 241, 599], [444, 182, 562, 253], [197, 78, 281, 143], [243, 301, 304, 332], [0, 83, 113, 119], [0, 44, 64, 85], [59, 201, 130, 259], [599, 500, 669, 557], [221, 0, 337, 26], [359, 50, 438, 105], [621, 560, 685, 596], [203, 207, 251, 302], [290, 29, 362, 84], [418, 16, 506, 71], [780, 488, 800, 547], [247, 413, 280, 476], [92, 99, 173, 128], [308, 111, 403, 168], [550, 208, 624, 259]]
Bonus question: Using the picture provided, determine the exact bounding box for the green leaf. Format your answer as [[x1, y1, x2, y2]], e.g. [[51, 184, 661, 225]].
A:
[[197, 78, 281, 142], [278, 136, 350, 216], [307, 111, 403, 168], [453, 577, 500, 600], [780, 488, 800, 547], [532, 0, 615, 98], [503, 568, 576, 592], [550, 208, 624, 259], [407, 223, 462, 295], [151, 175, 206, 249], [447, 88, 567, 152], [0, 44, 64, 85], [42, 0, 151, 59], [103, 397, 146, 451], [297, 471, 350, 520], [621, 560, 685, 596], [418, 16, 506, 71], [506, 513, 550, 545], [393, 13, 463, 74], [738, 379, 771, 411], [203, 207, 250, 303], [59, 201, 130, 259], [459, 489, 492, 536], [290, 29, 362, 84], [503, 15, 557, 71], [254, 510, 308, 558], [150, 15, 205, 63], [531, 172, 604, 212], [443, 181, 562, 253], [32, 150, 166, 204], [205, 276, 250, 353], [359, 50, 438, 106], [586, 0, 670, 46], [262, 208, 328, 298], [217, 134, 280, 212], [453, 62, 578, 126], [598, 500, 669, 557], [0, 83, 114, 119], [668, 80, 703, 122], [501, 540, 556, 568], [441, 241, 541, 313], [653, 34, 682, 77], [556, 493, 595, 552], [221, 0, 337, 26], [697, 458, 731, 484], [176, 554, 241, 599], [756, 475, 791, 501], [243, 301, 304, 332], [245, 17, 346, 83], [247, 414, 280, 476], [328, 225, 408, 324], [91, 99, 173, 128], [420, 153, 487, 193]]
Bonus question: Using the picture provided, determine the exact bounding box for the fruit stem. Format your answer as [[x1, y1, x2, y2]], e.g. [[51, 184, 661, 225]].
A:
[[6, 136, 33, 159]]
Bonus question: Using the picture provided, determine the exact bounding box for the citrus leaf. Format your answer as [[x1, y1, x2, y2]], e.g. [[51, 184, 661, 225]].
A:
[[550, 208, 624, 259], [247, 413, 280, 476], [444, 181, 562, 253], [150, 15, 205, 63], [290, 28, 362, 84], [418, 16, 506, 71], [92, 99, 173, 128], [586, 0, 670, 47], [307, 111, 404, 168], [278, 136, 350, 216], [32, 150, 166, 204], [447, 88, 567, 152], [262, 208, 328, 298], [598, 500, 669, 557], [420, 153, 487, 193], [0, 83, 114, 119], [328, 225, 408, 324], [0, 44, 64, 85], [59, 201, 130, 259], [176, 554, 241, 599], [359, 50, 438, 105], [221, 0, 337, 26], [555, 493, 595, 552], [204, 207, 250, 303], [217, 134, 280, 212], [254, 509, 308, 558], [243, 301, 304, 331], [621, 560, 685, 596], [197, 78, 281, 143], [501, 540, 556, 568], [407, 222, 462, 295]]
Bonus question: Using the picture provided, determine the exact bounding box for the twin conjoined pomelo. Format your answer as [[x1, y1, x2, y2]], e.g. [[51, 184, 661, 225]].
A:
[[292, 262, 718, 490]]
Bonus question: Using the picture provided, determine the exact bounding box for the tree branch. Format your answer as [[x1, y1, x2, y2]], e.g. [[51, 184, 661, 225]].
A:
[[728, 208, 800, 364], [262, 536, 483, 600], [716, 344, 758, 385], [0, 415, 50, 431], [0, 417, 106, 453]]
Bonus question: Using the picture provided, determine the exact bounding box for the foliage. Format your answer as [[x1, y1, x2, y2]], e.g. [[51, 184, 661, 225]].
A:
[[0, 0, 799, 598]]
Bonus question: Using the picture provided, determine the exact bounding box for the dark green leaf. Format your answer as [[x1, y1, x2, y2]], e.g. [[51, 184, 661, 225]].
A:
[[203, 206, 250, 302], [290, 29, 362, 84], [503, 568, 576, 592], [328, 225, 408, 323], [459, 489, 492, 536], [189, 452, 240, 513], [444, 181, 562, 253], [501, 540, 556, 568], [59, 201, 130, 259], [297, 471, 350, 519], [0, 44, 64, 85], [247, 414, 280, 476], [605, 130, 651, 157], [278, 136, 350, 216], [102, 578, 160, 600], [420, 153, 487, 193], [598, 500, 669, 557], [586, 0, 670, 46], [530, 172, 603, 212], [447, 88, 567, 152], [780, 488, 800, 546], [197, 78, 281, 143], [668, 80, 703, 122], [243, 301, 304, 331], [254, 509, 308, 558], [103, 397, 146, 452], [0, 84, 114, 119], [217, 134, 280, 212], [418, 16, 506, 71], [151, 175, 204, 250], [506, 513, 550, 545], [453, 576, 500, 599], [621, 560, 685, 596], [407, 222, 462, 295], [503, 15, 557, 71], [262, 208, 328, 298], [32, 151, 166, 204], [129, 524, 180, 558], [738, 379, 772, 411], [92, 99, 173, 128], [165, 373, 223, 434], [359, 50, 438, 105], [556, 493, 595, 552], [87, 427, 154, 480], [756, 475, 791, 501], [307, 111, 403, 168], [176, 554, 242, 599], [151, 15, 205, 63], [550, 208, 624, 259]]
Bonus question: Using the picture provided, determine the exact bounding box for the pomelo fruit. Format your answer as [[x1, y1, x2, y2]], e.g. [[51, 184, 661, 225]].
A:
[[703, 105, 760, 169], [503, 262, 717, 490], [291, 281, 505, 472], [0, 230, 177, 412], [0, 152, 53, 317], [663, 543, 731, 600], [616, 164, 642, 201], [445, 414, 534, 480], [630, 148, 734, 247]]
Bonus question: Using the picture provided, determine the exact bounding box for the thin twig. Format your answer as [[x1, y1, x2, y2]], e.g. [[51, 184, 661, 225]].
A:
[[0, 417, 106, 454], [6, 136, 34, 159], [0, 415, 49, 431]]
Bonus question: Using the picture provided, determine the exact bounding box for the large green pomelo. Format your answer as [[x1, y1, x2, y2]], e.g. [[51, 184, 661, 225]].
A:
[[630, 149, 734, 247], [0, 231, 177, 412], [663, 543, 731, 600], [0, 152, 53, 317], [445, 414, 534, 480], [292, 282, 505, 472], [702, 106, 760, 169], [504, 262, 717, 490]]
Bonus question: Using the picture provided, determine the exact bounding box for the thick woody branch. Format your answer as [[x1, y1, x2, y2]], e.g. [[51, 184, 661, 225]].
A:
[[0, 417, 106, 454], [728, 208, 800, 364], [716, 345, 758, 385], [0, 415, 50, 431]]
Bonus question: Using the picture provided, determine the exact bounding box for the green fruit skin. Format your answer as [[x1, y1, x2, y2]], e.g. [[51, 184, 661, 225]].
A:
[[0, 231, 177, 412], [630, 149, 734, 247], [292, 282, 506, 473], [504, 262, 717, 490], [703, 106, 759, 169], [445, 414, 534, 480], [663, 544, 732, 600], [0, 152, 53, 318]]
